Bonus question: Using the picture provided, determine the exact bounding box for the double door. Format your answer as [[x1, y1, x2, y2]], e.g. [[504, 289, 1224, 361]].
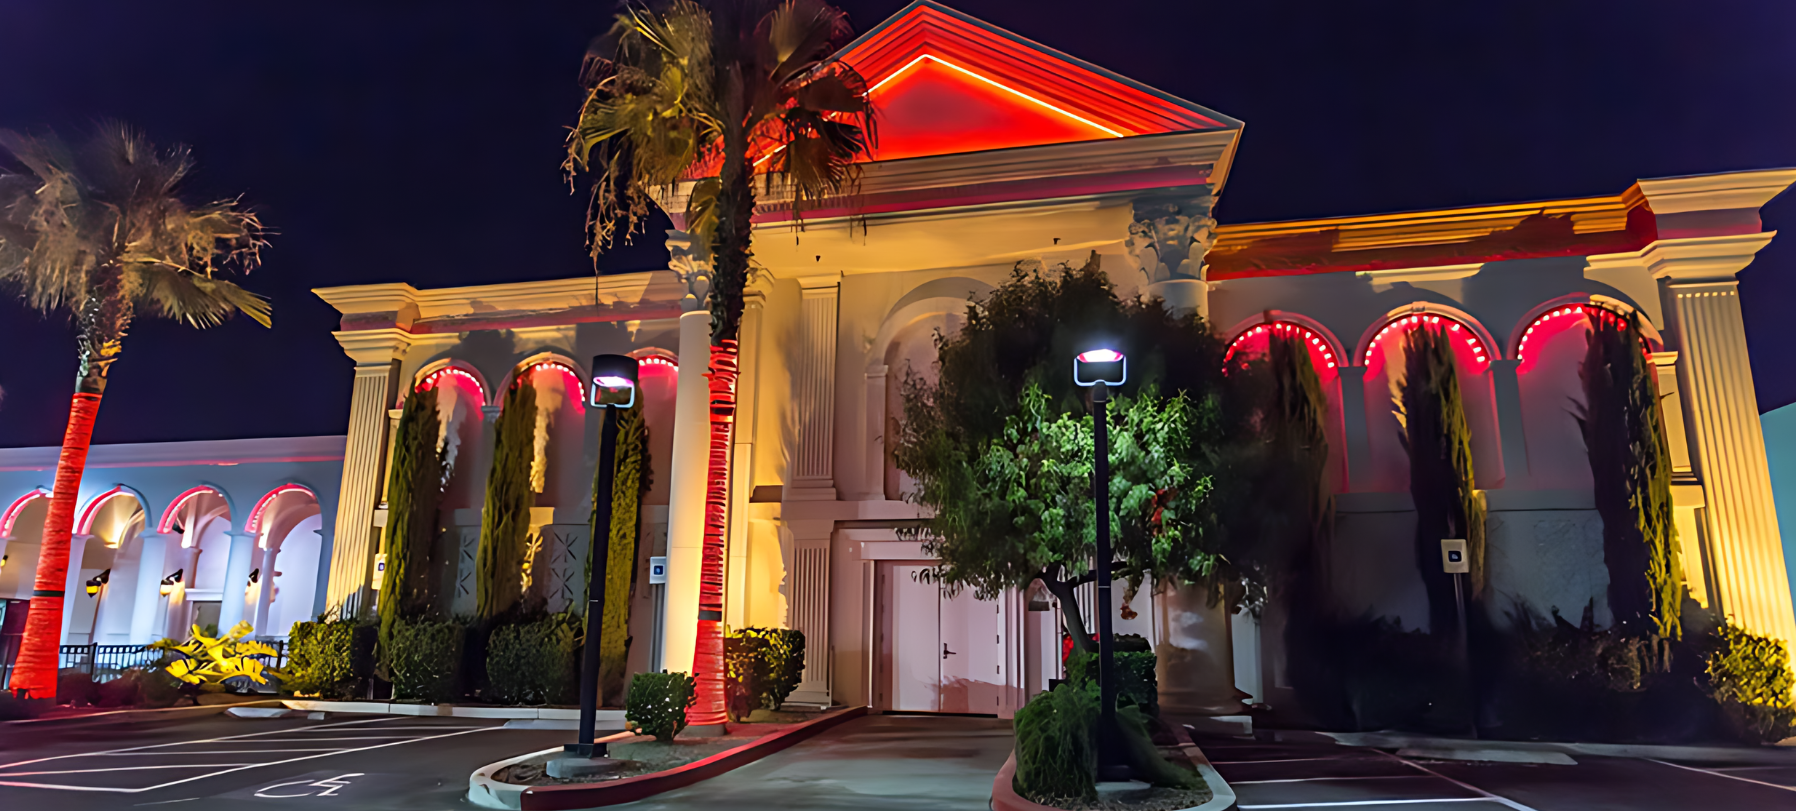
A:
[[881, 563, 1008, 714]]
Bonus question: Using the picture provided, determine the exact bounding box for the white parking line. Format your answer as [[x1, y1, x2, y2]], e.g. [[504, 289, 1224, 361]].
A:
[[99, 749, 344, 755], [1232, 775, 1432, 785], [1380, 752, 1541, 811], [1646, 759, 1796, 793], [0, 717, 497, 794], [1216, 756, 1383, 766], [1240, 799, 1497, 809]]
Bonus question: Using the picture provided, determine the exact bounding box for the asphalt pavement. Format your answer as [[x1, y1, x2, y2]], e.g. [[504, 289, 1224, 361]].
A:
[[1197, 730, 1796, 811], [0, 712, 566, 810]]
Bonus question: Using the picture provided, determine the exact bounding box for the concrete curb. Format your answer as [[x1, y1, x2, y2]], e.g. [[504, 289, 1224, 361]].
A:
[[988, 728, 1238, 811], [468, 706, 865, 811], [280, 699, 625, 727], [3, 697, 282, 728], [1327, 730, 1796, 765]]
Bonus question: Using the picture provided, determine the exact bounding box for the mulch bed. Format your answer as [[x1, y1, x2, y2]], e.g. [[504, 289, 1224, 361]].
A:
[[1025, 745, 1214, 811], [494, 709, 821, 787]]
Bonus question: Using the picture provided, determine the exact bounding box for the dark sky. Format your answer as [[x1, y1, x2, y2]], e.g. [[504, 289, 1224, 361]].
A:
[[2, 0, 1794, 447]]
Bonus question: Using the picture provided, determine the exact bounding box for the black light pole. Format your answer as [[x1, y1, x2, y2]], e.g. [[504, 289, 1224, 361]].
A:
[[1075, 348, 1127, 781], [556, 354, 639, 774]]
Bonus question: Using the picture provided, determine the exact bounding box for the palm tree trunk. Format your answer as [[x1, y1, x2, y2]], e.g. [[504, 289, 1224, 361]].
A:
[[12, 288, 128, 699], [690, 340, 738, 726]]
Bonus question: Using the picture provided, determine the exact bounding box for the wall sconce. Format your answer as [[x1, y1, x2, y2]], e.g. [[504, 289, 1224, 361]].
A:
[[85, 569, 111, 597], [0, 554, 7, 571], [160, 569, 184, 596], [248, 568, 260, 586]]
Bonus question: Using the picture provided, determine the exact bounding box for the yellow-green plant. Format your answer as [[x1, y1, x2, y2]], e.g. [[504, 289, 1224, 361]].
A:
[[151, 621, 284, 689]]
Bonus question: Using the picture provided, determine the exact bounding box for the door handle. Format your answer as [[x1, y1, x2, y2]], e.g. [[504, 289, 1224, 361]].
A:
[[943, 644, 957, 659]]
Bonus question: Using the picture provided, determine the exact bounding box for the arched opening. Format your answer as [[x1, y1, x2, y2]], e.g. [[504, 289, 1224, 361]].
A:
[[502, 355, 589, 511], [69, 489, 147, 645], [163, 490, 233, 639], [250, 485, 324, 638], [1360, 311, 1504, 491], [1514, 300, 1659, 490], [414, 362, 490, 516], [1224, 318, 1349, 489]]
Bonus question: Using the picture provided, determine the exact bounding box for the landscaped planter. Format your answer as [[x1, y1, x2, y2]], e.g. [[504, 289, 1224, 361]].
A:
[[280, 698, 627, 724], [468, 706, 866, 810], [991, 725, 1238, 811]]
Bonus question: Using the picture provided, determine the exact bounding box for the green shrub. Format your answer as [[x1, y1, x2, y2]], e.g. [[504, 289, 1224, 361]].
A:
[[1706, 623, 1796, 742], [390, 620, 464, 704], [1014, 681, 1098, 803], [724, 632, 768, 721], [627, 671, 696, 742], [286, 618, 373, 699], [486, 613, 580, 705], [56, 672, 99, 706], [739, 627, 805, 709], [1066, 645, 1159, 717]]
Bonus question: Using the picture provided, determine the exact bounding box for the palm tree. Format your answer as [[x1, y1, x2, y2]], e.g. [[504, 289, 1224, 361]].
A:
[[565, 0, 874, 725], [0, 125, 269, 699]]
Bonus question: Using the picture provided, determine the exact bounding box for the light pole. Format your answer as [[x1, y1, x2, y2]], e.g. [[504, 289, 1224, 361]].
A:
[[1074, 348, 1127, 781], [552, 354, 639, 779]]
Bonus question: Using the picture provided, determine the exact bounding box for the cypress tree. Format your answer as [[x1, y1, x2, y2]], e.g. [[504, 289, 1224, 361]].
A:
[[1580, 309, 1681, 639], [1399, 325, 1485, 636], [378, 387, 446, 660], [478, 372, 538, 621], [588, 401, 650, 705]]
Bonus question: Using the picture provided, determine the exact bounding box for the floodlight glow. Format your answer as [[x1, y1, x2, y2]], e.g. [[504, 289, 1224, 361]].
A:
[[589, 354, 641, 409], [1077, 349, 1123, 363], [595, 376, 635, 388]]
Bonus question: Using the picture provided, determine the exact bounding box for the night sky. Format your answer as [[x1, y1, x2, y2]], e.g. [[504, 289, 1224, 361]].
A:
[[2, 0, 1794, 448]]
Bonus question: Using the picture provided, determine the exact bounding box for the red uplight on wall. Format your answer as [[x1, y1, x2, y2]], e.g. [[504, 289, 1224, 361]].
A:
[[77, 486, 130, 537], [1, 488, 48, 538], [244, 484, 316, 538], [156, 485, 221, 535], [637, 355, 678, 372], [1225, 321, 1339, 372], [1364, 314, 1490, 371], [522, 360, 588, 407], [417, 366, 487, 405], [1516, 303, 1652, 367]]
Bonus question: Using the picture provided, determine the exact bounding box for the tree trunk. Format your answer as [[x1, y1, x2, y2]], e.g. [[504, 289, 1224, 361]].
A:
[[1041, 575, 1095, 656], [12, 287, 129, 700]]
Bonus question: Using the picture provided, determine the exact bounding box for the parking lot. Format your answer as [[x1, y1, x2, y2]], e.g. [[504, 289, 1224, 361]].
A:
[[1195, 729, 1796, 810]]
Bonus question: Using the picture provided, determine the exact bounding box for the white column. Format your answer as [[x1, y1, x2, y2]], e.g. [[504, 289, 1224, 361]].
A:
[[789, 274, 841, 500], [323, 329, 411, 618], [252, 542, 280, 638], [59, 534, 93, 642], [662, 307, 712, 673], [863, 364, 888, 500], [1658, 243, 1796, 648], [786, 520, 833, 705], [1338, 367, 1374, 492], [128, 533, 173, 644], [1489, 359, 1529, 489], [218, 530, 258, 632]]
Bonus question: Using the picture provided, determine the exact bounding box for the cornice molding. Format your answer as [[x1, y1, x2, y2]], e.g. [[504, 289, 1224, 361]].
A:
[[1586, 232, 1778, 282], [1632, 168, 1796, 215], [0, 436, 346, 472], [331, 328, 414, 367], [318, 271, 684, 322]]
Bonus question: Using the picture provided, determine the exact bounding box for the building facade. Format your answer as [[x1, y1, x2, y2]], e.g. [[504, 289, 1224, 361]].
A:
[[6, 2, 1794, 714]]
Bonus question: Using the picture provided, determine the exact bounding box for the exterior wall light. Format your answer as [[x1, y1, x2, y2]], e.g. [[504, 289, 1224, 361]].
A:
[[248, 568, 260, 586], [590, 354, 641, 408], [85, 569, 111, 597], [160, 569, 184, 596]]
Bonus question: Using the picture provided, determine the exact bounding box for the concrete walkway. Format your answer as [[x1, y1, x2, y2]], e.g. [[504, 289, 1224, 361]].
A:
[[619, 714, 1014, 811]]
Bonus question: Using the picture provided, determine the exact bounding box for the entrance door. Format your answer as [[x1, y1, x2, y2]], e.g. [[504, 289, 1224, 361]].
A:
[[881, 563, 1007, 713]]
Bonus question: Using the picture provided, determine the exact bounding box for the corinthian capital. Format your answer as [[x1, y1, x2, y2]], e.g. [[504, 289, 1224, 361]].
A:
[[1123, 189, 1217, 285], [665, 229, 713, 313]]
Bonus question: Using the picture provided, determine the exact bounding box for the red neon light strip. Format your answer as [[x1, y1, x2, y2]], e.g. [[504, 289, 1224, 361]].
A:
[[1225, 321, 1339, 369], [525, 361, 587, 405], [1, 488, 49, 538], [1516, 303, 1652, 364], [156, 485, 221, 535], [868, 53, 1126, 138], [76, 486, 126, 537], [418, 366, 488, 405], [245, 483, 316, 537], [1364, 314, 1490, 367]]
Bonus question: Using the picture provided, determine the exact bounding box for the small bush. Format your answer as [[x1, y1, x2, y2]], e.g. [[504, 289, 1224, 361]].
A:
[[0, 691, 47, 721], [1066, 646, 1159, 717], [627, 671, 696, 742], [724, 632, 768, 722], [56, 672, 99, 706], [1705, 623, 1796, 742], [286, 618, 373, 699], [1013, 681, 1098, 803], [732, 627, 805, 710], [486, 613, 580, 705], [390, 620, 464, 704]]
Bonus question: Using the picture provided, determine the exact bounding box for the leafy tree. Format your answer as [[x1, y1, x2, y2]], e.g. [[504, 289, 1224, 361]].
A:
[[478, 373, 538, 621], [564, 0, 877, 724], [379, 387, 448, 666], [0, 125, 270, 699], [1397, 325, 1485, 636], [1579, 308, 1680, 639], [589, 401, 650, 705]]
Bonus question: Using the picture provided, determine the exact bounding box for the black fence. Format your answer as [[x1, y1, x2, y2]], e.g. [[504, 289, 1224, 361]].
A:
[[53, 640, 289, 684]]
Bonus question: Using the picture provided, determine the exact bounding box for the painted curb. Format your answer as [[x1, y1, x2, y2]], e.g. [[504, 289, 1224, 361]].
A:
[[989, 728, 1237, 811], [280, 699, 625, 725], [481, 706, 866, 811], [3, 697, 282, 727], [1327, 730, 1796, 766]]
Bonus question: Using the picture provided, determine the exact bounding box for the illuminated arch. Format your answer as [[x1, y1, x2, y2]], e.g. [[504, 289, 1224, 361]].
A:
[[1, 488, 49, 538], [497, 352, 589, 407], [78, 485, 149, 537], [414, 360, 490, 406], [244, 484, 318, 536], [629, 347, 679, 373], [155, 485, 226, 535], [1511, 296, 1662, 367], [1223, 316, 1344, 371], [1359, 309, 1494, 371]]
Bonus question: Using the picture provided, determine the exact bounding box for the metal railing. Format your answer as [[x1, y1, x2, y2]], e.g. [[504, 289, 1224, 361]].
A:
[[54, 640, 289, 683]]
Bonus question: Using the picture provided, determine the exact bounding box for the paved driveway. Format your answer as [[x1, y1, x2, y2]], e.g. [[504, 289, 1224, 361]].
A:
[[622, 714, 1015, 811]]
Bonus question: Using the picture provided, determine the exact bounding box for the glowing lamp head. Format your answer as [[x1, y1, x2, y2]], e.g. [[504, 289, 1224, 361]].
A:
[[589, 354, 641, 408], [86, 568, 111, 597], [1073, 348, 1127, 387]]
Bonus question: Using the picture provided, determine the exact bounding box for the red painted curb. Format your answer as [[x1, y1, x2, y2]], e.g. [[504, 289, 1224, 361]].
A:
[[520, 706, 869, 810], [990, 752, 1059, 811]]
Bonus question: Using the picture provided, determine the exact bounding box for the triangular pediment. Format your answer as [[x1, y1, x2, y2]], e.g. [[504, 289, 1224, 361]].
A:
[[839, 1, 1239, 162]]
